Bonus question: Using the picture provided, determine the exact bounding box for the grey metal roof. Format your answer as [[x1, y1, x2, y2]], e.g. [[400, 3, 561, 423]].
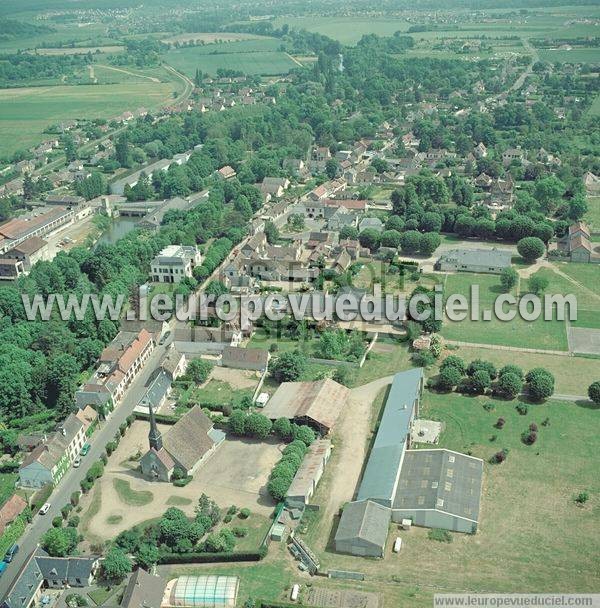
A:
[[356, 368, 423, 504], [439, 248, 512, 269], [394, 449, 483, 523], [334, 500, 391, 548]]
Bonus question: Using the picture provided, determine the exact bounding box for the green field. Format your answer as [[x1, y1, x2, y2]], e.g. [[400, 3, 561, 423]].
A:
[[0, 81, 180, 157], [538, 48, 600, 64], [164, 43, 299, 77], [0, 23, 113, 53], [442, 272, 569, 351], [584, 195, 600, 228], [556, 262, 600, 299], [112, 478, 153, 507]]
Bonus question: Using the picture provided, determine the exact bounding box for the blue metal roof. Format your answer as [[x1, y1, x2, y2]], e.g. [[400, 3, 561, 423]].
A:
[[356, 368, 423, 505]]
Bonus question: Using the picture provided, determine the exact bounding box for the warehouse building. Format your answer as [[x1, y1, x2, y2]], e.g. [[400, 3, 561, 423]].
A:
[[435, 248, 512, 274], [335, 369, 483, 557], [356, 367, 423, 507], [261, 378, 349, 434], [333, 500, 391, 558], [392, 449, 483, 534]]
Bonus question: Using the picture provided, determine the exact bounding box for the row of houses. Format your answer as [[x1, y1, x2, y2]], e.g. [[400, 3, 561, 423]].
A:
[[18, 406, 97, 489]]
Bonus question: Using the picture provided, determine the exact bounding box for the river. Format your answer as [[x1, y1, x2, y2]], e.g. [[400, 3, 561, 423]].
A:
[[96, 217, 138, 245]]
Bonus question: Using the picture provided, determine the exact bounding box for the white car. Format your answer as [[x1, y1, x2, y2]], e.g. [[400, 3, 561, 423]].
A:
[[73, 458, 81, 468], [39, 503, 51, 515]]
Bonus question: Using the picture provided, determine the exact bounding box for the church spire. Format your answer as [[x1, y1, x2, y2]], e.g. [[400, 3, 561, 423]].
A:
[[148, 401, 162, 451]]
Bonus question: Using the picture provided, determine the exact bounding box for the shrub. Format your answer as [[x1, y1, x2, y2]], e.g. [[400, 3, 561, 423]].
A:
[[574, 491, 589, 505], [467, 359, 497, 379], [495, 417, 505, 429], [70, 491, 81, 507], [517, 236, 545, 262], [227, 505, 238, 516], [105, 441, 117, 455], [529, 422, 538, 432], [65, 594, 88, 607], [525, 368, 555, 401], [238, 508, 250, 519], [521, 430, 537, 445], [516, 403, 529, 415], [490, 448, 509, 464], [223, 515, 232, 523], [496, 372, 523, 399], [437, 366, 462, 391], [428, 528, 452, 543], [52, 516, 63, 528], [587, 381, 600, 404], [68, 515, 80, 528], [412, 350, 436, 368], [232, 526, 248, 538], [173, 476, 193, 487], [61, 504, 73, 519], [440, 355, 467, 375]]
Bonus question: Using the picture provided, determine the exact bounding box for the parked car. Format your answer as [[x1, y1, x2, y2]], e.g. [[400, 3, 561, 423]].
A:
[[73, 458, 81, 468], [159, 331, 171, 345], [4, 544, 19, 563], [39, 503, 51, 515], [80, 443, 91, 456], [0, 561, 7, 576]]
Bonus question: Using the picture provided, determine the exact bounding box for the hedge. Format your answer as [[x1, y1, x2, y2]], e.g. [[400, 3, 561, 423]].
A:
[[257, 601, 298, 608], [158, 550, 264, 564], [134, 411, 178, 425]]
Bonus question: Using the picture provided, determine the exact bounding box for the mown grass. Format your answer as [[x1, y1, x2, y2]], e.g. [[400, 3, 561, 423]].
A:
[[112, 478, 153, 507]]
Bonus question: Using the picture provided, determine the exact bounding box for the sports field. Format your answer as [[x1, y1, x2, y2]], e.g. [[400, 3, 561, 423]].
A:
[[164, 42, 299, 77], [0, 82, 179, 157]]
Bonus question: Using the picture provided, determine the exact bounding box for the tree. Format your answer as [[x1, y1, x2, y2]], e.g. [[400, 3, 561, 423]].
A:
[[499, 364, 523, 380], [468, 370, 492, 395], [496, 372, 523, 399], [380, 229, 402, 249], [339, 225, 358, 240], [135, 543, 160, 569], [500, 267, 518, 292], [270, 351, 307, 382], [517, 237, 545, 263], [41, 527, 77, 557], [419, 232, 441, 256], [437, 366, 462, 391], [273, 417, 293, 441], [587, 381, 600, 404], [186, 359, 213, 384], [528, 275, 549, 295], [244, 413, 272, 439], [325, 158, 339, 179], [102, 547, 132, 582], [400, 230, 421, 254], [440, 355, 466, 375], [267, 476, 290, 502], [467, 359, 497, 379], [534, 175, 565, 214], [288, 213, 305, 231], [525, 368, 555, 401], [358, 228, 381, 251], [228, 410, 246, 436], [115, 133, 132, 168], [264, 221, 279, 244], [293, 424, 315, 446], [205, 280, 228, 298]]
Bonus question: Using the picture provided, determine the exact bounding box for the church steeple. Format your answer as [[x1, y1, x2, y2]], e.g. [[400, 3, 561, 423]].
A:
[[148, 401, 162, 451]]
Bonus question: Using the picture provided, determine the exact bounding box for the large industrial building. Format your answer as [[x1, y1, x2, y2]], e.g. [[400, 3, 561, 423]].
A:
[[334, 368, 483, 557]]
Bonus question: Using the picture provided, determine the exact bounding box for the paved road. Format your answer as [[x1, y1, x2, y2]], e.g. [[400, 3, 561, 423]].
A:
[[0, 343, 167, 601]]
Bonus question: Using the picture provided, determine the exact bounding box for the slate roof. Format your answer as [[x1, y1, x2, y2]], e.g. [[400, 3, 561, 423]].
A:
[[334, 500, 391, 548], [394, 449, 483, 523], [141, 370, 172, 408], [162, 407, 216, 470], [120, 568, 166, 608]]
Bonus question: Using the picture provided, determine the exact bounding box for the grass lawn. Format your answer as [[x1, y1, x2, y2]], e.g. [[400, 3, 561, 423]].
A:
[[230, 513, 271, 552], [537, 48, 600, 64], [570, 310, 600, 329], [556, 261, 600, 299], [167, 545, 296, 605], [526, 267, 599, 310], [87, 582, 125, 606], [166, 495, 193, 506], [352, 341, 412, 386], [0, 81, 181, 157], [299, 389, 599, 607], [442, 272, 569, 351], [177, 379, 255, 411], [441, 344, 599, 396], [112, 478, 154, 507], [586, 97, 600, 118], [0, 472, 17, 508], [164, 42, 299, 77]]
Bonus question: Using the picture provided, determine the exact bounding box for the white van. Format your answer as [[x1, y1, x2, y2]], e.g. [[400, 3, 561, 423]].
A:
[[39, 503, 51, 515], [393, 537, 403, 553], [290, 584, 300, 601]]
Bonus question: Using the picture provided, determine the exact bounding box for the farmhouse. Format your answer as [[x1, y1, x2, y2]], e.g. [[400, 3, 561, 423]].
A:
[[140, 405, 225, 481], [552, 222, 599, 264], [262, 379, 349, 434], [435, 248, 512, 274], [334, 369, 483, 557]]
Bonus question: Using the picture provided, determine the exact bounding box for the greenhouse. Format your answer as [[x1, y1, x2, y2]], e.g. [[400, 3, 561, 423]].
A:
[[166, 576, 239, 608]]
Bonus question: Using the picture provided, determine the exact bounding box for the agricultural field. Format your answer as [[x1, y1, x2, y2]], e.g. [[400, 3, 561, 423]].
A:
[[0, 23, 113, 53], [441, 272, 569, 351], [0, 81, 181, 157], [164, 39, 300, 77], [537, 48, 600, 64], [584, 195, 600, 227], [27, 45, 124, 55]]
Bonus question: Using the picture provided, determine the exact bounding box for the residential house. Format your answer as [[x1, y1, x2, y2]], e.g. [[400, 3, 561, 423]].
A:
[[217, 165, 236, 180], [260, 177, 290, 198], [359, 217, 384, 233], [552, 221, 599, 264], [0, 495, 27, 535], [150, 245, 201, 283], [502, 147, 525, 166]]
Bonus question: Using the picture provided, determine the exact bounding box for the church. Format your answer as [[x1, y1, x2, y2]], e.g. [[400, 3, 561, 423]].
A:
[[140, 404, 225, 482]]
